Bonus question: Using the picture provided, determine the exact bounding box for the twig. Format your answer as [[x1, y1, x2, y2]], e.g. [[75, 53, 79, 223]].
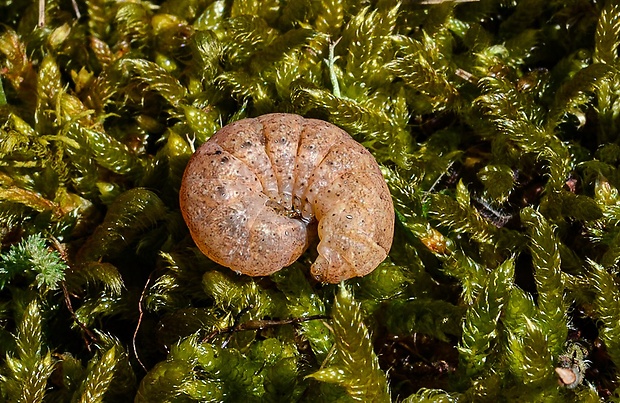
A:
[[70, 0, 81, 19], [60, 282, 99, 351], [49, 235, 99, 351], [38, 0, 45, 27], [37, 0, 82, 27], [133, 271, 154, 372]]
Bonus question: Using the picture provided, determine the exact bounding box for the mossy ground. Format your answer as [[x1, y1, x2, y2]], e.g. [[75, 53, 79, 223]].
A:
[[1, 0, 620, 401]]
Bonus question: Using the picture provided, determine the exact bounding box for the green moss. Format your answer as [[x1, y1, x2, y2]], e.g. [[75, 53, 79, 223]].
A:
[[1, 0, 620, 401]]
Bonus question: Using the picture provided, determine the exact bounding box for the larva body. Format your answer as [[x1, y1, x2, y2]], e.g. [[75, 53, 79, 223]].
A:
[[179, 113, 394, 283]]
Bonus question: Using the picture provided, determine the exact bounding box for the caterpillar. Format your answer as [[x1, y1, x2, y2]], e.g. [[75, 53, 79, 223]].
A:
[[179, 113, 394, 283]]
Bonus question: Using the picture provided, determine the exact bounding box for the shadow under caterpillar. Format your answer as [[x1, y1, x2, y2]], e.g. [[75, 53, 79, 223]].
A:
[[179, 113, 394, 283]]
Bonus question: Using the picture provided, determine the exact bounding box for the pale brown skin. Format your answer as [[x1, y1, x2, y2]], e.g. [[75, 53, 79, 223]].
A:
[[179, 113, 394, 283]]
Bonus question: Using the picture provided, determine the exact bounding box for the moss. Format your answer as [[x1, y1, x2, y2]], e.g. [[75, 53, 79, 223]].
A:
[[1, 0, 620, 401]]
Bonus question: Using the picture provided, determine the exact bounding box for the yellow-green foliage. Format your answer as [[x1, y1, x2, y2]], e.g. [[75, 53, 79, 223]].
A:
[[1, 0, 620, 401]]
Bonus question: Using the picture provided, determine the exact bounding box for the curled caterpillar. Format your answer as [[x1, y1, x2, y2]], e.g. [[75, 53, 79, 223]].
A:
[[179, 113, 394, 283]]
